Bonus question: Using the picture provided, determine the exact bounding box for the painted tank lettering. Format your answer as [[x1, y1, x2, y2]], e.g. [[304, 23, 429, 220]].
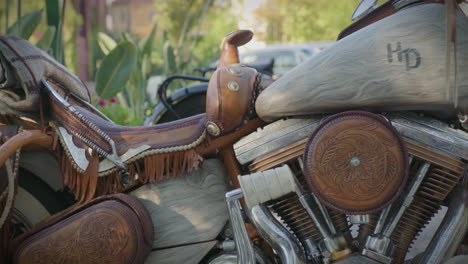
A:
[[387, 42, 402, 63], [387, 42, 421, 70], [402, 48, 421, 70]]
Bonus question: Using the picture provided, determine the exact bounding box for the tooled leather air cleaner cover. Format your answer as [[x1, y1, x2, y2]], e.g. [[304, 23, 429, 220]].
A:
[[303, 111, 409, 215]]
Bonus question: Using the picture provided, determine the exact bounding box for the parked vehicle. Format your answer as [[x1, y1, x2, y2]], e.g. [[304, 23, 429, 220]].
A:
[[0, 1, 467, 264], [143, 42, 330, 126], [240, 44, 319, 75]]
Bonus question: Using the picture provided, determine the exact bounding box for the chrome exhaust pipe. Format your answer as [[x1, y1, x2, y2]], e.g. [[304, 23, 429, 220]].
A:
[[236, 165, 309, 264], [225, 189, 256, 264], [418, 187, 468, 264], [249, 204, 307, 264]]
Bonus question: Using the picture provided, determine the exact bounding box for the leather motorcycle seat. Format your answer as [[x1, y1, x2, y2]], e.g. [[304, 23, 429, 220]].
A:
[[46, 77, 206, 156], [72, 104, 206, 157]]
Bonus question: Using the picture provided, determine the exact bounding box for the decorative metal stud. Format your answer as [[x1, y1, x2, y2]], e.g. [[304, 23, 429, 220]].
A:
[[228, 81, 239, 92], [206, 121, 221, 136], [228, 67, 243, 77], [350, 156, 361, 168]]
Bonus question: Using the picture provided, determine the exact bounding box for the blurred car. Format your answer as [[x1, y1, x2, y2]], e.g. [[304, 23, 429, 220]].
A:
[[240, 42, 333, 75]]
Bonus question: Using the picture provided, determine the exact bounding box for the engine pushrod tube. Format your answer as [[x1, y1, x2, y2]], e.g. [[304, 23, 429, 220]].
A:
[[371, 156, 413, 236], [313, 194, 337, 234], [291, 164, 332, 238], [225, 189, 255, 264], [382, 162, 430, 237], [250, 204, 307, 264]]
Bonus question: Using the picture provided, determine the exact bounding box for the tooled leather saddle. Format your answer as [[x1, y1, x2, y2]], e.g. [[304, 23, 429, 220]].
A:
[[0, 30, 267, 202]]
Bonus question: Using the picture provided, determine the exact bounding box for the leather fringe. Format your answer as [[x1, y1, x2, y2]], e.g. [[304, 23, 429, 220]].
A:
[[59, 147, 205, 202]]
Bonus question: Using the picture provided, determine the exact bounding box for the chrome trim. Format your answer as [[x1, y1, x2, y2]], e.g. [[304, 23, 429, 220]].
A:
[[383, 162, 430, 237], [235, 113, 468, 166], [418, 187, 468, 264], [250, 204, 307, 264], [298, 193, 330, 238], [349, 214, 370, 225], [234, 117, 322, 165], [387, 113, 468, 160], [303, 238, 321, 263], [373, 206, 392, 235], [293, 175, 351, 259], [313, 194, 337, 233], [371, 156, 413, 234], [225, 189, 255, 264], [364, 162, 431, 262]]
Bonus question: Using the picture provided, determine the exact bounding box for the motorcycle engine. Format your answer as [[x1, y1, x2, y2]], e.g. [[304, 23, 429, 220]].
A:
[[234, 111, 468, 263]]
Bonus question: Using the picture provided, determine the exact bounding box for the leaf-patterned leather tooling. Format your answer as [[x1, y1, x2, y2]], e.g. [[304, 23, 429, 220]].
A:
[[303, 111, 409, 214]]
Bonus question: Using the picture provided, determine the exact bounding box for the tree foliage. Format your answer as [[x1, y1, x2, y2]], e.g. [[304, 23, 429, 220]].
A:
[[154, 0, 237, 69], [255, 0, 362, 42]]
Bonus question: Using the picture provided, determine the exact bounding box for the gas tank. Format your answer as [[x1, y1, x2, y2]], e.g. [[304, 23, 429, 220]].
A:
[[255, 4, 468, 121]]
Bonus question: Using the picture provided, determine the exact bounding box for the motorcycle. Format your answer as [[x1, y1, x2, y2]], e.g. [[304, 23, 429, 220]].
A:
[[0, 1, 467, 263]]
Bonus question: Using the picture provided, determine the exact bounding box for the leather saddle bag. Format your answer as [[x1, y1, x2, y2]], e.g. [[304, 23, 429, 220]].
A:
[[11, 193, 153, 264]]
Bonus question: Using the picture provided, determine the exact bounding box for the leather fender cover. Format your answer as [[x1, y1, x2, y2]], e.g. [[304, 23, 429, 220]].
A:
[[12, 193, 153, 264]]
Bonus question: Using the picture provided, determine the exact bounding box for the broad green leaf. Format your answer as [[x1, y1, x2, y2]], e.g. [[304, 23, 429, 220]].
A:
[[141, 24, 157, 58], [35, 26, 56, 51], [95, 41, 137, 99], [141, 55, 149, 76], [163, 42, 176, 75], [7, 9, 43, 39], [45, 0, 62, 61], [45, 0, 60, 28], [97, 32, 117, 55]]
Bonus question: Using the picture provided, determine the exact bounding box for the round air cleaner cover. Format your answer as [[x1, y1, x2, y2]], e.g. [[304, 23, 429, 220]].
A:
[[303, 111, 408, 215]]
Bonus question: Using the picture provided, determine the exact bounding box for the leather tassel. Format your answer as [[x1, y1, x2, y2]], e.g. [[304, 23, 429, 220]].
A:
[[83, 151, 98, 202], [75, 168, 81, 201], [157, 154, 164, 182], [165, 154, 170, 180], [59, 141, 206, 198], [68, 164, 75, 192], [134, 161, 144, 183], [173, 153, 179, 178], [60, 152, 68, 187]]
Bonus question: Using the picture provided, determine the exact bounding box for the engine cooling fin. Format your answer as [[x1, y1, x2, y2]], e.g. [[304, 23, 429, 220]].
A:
[[239, 112, 467, 263], [389, 141, 466, 263]]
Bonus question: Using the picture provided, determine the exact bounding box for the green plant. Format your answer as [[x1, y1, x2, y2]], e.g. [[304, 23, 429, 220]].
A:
[[2, 0, 66, 61], [94, 0, 238, 125], [95, 25, 158, 125]]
